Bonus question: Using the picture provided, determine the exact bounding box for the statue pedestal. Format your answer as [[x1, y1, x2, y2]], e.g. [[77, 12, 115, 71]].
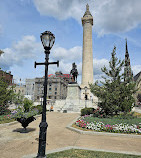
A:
[[66, 83, 80, 100], [53, 84, 98, 113], [62, 83, 81, 112]]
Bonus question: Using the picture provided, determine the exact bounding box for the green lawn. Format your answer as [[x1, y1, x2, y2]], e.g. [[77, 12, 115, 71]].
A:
[[83, 116, 141, 125], [0, 115, 15, 124], [46, 149, 141, 158]]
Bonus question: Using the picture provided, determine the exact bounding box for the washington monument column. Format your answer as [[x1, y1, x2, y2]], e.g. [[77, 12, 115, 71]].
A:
[[81, 4, 94, 99]]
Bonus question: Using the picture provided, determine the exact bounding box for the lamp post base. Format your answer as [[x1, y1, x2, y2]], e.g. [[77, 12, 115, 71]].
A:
[[37, 156, 46, 158], [36, 122, 48, 158]]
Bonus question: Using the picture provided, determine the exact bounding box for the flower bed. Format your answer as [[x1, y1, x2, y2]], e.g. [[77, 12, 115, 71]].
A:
[[75, 116, 141, 134], [0, 114, 15, 124]]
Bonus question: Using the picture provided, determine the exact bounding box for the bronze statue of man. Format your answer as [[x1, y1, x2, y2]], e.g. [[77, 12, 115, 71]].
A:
[[70, 62, 78, 83]]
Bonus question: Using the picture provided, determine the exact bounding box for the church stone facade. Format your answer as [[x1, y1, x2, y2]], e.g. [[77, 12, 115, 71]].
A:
[[134, 71, 141, 104]]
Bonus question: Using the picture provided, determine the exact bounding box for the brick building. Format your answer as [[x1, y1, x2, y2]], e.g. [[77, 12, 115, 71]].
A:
[[0, 69, 13, 85]]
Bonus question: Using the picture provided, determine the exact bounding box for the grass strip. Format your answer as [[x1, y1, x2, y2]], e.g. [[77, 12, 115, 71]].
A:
[[46, 149, 141, 158]]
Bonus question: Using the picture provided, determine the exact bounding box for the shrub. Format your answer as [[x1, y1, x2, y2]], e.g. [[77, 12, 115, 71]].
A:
[[11, 108, 38, 119], [31, 105, 42, 114], [115, 112, 136, 119], [81, 108, 95, 116], [93, 107, 105, 118]]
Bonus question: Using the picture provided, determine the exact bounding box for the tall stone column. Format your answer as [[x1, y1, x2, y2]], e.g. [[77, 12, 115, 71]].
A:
[[81, 4, 93, 88]]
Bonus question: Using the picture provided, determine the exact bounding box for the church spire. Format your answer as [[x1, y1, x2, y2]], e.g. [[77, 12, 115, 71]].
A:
[[124, 39, 133, 82], [125, 38, 130, 66], [126, 38, 128, 54]]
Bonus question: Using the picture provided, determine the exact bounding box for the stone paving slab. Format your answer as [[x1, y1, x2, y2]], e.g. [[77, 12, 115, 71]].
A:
[[0, 112, 141, 158]]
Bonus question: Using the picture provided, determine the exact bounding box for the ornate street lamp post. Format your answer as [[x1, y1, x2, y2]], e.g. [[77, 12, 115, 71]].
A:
[[41, 86, 44, 106], [35, 31, 59, 158]]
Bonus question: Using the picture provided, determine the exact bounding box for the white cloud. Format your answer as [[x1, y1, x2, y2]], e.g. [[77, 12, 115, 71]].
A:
[[51, 45, 109, 81], [132, 65, 141, 76], [50, 50, 109, 82], [93, 58, 109, 75], [33, 0, 83, 21], [93, 58, 109, 82], [93, 59, 141, 82], [52, 46, 82, 63], [94, 0, 141, 35], [0, 35, 42, 70], [33, 0, 141, 35], [1, 37, 140, 84]]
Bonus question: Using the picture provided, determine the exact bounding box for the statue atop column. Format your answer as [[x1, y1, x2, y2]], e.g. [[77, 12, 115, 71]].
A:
[[70, 62, 78, 83]]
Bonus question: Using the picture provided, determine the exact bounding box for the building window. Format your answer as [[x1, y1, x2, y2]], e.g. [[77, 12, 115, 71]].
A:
[[55, 92, 57, 95], [49, 88, 51, 91], [55, 88, 57, 91], [54, 83, 57, 87], [54, 96, 56, 99], [49, 83, 52, 87], [37, 96, 39, 99], [49, 96, 51, 99]]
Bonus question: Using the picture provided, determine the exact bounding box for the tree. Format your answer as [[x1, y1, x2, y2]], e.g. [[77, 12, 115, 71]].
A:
[[12, 92, 24, 106], [0, 77, 14, 115], [90, 46, 136, 116], [23, 98, 33, 112]]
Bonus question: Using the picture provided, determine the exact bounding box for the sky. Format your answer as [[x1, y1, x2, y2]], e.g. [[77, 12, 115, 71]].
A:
[[0, 0, 141, 84]]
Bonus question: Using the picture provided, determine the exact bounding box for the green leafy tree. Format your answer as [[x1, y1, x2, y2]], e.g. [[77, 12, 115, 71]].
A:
[[90, 47, 137, 116], [0, 77, 14, 115], [23, 98, 33, 112], [12, 92, 24, 106], [0, 68, 24, 115]]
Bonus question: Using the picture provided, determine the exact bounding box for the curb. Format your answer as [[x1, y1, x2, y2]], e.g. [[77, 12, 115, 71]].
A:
[[0, 121, 18, 127], [22, 146, 141, 158], [66, 116, 141, 138], [22, 114, 141, 158]]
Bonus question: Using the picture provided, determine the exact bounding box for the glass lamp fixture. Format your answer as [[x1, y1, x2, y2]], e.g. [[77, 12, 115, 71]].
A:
[[40, 31, 55, 50]]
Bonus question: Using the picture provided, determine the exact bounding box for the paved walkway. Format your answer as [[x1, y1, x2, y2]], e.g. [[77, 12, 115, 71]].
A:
[[0, 112, 141, 158]]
